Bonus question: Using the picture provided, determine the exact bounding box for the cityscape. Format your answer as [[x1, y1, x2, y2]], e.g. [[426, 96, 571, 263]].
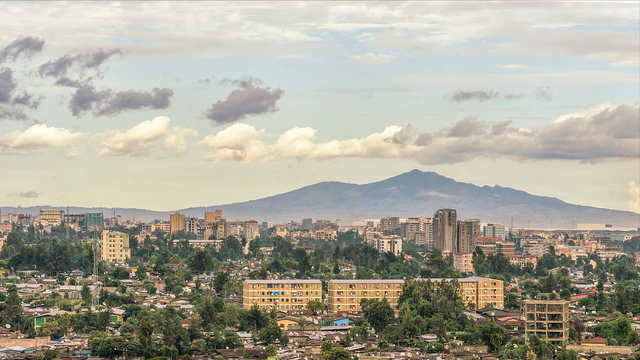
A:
[[0, 2, 639, 360]]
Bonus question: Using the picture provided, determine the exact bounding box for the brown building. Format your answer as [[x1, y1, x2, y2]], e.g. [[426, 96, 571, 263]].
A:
[[457, 219, 481, 253], [524, 300, 570, 345], [433, 209, 457, 252], [169, 212, 185, 234], [327, 279, 403, 314], [205, 210, 222, 223], [243, 280, 322, 311]]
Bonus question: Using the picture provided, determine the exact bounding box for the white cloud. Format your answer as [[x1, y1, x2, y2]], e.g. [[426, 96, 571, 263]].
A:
[[0, 124, 83, 155], [199, 102, 640, 165], [500, 64, 533, 70], [629, 181, 640, 214], [95, 116, 197, 157], [350, 53, 394, 67]]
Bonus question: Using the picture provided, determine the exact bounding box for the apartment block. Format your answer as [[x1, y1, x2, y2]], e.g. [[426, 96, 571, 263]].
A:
[[172, 239, 222, 251], [205, 210, 223, 223], [522, 240, 549, 257], [369, 236, 403, 256], [458, 219, 481, 253], [100, 230, 131, 263], [185, 217, 199, 234], [155, 221, 170, 233], [244, 220, 260, 239], [483, 223, 506, 240], [39, 209, 63, 227], [327, 279, 404, 314], [453, 252, 474, 273], [457, 276, 504, 310], [197, 219, 230, 240], [379, 217, 401, 236], [475, 237, 515, 256], [509, 255, 538, 267], [243, 280, 322, 311], [170, 212, 185, 234], [524, 300, 570, 345]]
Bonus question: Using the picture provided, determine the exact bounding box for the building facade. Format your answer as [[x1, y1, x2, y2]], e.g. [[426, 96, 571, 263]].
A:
[[524, 300, 570, 345], [457, 219, 481, 253], [327, 279, 404, 314], [243, 280, 322, 311], [85, 213, 104, 232], [170, 212, 185, 234], [433, 209, 457, 252], [39, 209, 63, 227], [100, 230, 131, 263], [205, 210, 222, 223], [453, 252, 474, 273], [369, 236, 403, 256], [483, 223, 507, 240]]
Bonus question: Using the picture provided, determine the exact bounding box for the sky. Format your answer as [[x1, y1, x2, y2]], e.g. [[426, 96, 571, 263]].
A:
[[0, 1, 638, 214]]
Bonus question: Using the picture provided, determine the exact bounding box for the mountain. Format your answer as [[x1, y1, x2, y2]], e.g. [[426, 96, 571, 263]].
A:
[[2, 170, 639, 228]]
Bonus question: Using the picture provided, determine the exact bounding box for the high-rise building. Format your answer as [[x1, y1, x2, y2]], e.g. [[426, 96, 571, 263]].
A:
[[433, 209, 457, 252], [369, 236, 403, 256], [302, 218, 313, 230], [379, 217, 400, 236], [205, 210, 222, 223], [458, 219, 481, 253], [483, 223, 507, 240], [85, 213, 104, 232], [185, 217, 199, 234], [170, 212, 185, 234], [197, 219, 230, 240], [100, 230, 131, 263], [244, 220, 260, 239]]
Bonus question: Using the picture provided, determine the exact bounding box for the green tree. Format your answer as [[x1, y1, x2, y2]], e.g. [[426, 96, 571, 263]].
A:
[[323, 347, 351, 360], [361, 298, 395, 334], [4, 285, 24, 331], [307, 300, 324, 315], [265, 344, 276, 357], [477, 321, 510, 352], [259, 320, 282, 344], [81, 283, 92, 304], [321, 340, 332, 354]]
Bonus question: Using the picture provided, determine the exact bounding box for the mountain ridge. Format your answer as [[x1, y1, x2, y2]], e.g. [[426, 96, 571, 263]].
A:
[[1, 170, 638, 228]]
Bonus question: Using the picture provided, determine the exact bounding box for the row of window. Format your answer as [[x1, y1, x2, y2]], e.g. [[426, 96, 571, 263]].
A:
[[334, 291, 400, 296], [251, 283, 319, 289], [336, 284, 401, 289]]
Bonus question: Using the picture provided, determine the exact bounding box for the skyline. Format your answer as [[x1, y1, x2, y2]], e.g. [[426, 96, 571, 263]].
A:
[[0, 2, 638, 213]]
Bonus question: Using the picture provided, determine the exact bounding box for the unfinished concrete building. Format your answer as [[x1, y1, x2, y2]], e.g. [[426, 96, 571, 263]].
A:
[[524, 300, 570, 345]]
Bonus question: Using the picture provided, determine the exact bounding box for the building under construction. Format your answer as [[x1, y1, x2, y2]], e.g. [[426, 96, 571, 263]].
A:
[[524, 300, 570, 345]]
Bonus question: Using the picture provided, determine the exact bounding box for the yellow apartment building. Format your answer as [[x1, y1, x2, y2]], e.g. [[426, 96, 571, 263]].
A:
[[243, 280, 322, 311], [327, 279, 404, 314], [100, 230, 131, 263], [443, 276, 504, 310]]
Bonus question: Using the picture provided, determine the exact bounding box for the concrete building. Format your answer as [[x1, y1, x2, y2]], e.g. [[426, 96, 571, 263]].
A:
[[522, 239, 549, 257], [524, 300, 570, 345], [476, 237, 516, 257], [243, 280, 322, 311], [433, 209, 457, 252], [404, 217, 433, 247], [379, 217, 401, 236], [369, 236, 403, 256], [458, 219, 481, 253], [407, 231, 428, 248], [85, 213, 104, 232], [170, 212, 185, 234], [244, 220, 260, 239], [509, 255, 538, 267], [302, 218, 313, 230], [172, 239, 222, 251], [205, 210, 223, 223], [185, 217, 199, 234], [483, 223, 507, 240], [155, 221, 170, 233], [453, 253, 474, 273], [39, 209, 63, 227], [100, 230, 131, 263], [197, 219, 230, 240], [327, 279, 404, 314]]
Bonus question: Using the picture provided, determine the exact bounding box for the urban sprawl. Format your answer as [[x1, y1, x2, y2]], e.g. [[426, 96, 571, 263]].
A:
[[0, 208, 638, 360]]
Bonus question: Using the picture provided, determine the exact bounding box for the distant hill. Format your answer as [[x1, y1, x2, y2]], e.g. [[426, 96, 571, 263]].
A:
[[2, 170, 639, 228]]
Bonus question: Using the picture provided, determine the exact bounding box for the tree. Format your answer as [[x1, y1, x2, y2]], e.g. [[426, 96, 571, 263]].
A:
[[265, 344, 276, 357], [477, 321, 510, 352], [258, 320, 282, 344], [4, 285, 24, 331], [307, 300, 324, 315], [361, 298, 395, 334], [333, 262, 340, 274], [323, 347, 351, 360], [297, 317, 308, 331], [321, 340, 332, 354], [81, 283, 92, 304], [280, 333, 289, 346]]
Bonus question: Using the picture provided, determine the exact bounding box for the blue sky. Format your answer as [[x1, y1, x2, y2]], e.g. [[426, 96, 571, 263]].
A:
[[0, 1, 638, 216]]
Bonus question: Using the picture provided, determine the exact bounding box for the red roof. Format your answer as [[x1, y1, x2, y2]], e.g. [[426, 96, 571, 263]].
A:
[[572, 294, 589, 299], [582, 337, 607, 344]]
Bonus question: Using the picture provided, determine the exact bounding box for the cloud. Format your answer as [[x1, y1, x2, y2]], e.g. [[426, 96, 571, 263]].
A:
[[8, 191, 39, 198], [94, 88, 174, 117], [629, 181, 640, 214], [500, 64, 533, 70], [449, 89, 527, 102], [0, 124, 83, 155], [0, 67, 40, 121], [65, 85, 173, 118], [203, 77, 284, 125], [37, 48, 122, 78], [95, 116, 196, 156], [350, 53, 394, 67], [198, 102, 639, 165], [0, 36, 45, 63]]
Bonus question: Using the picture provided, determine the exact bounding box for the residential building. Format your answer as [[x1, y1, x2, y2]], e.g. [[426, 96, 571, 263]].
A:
[[327, 279, 404, 314], [458, 219, 481, 253], [197, 219, 230, 240], [433, 209, 457, 252], [524, 300, 570, 345], [522, 239, 549, 257], [369, 236, 403, 256], [596, 249, 624, 260], [243, 280, 322, 311], [0, 222, 12, 234], [85, 213, 104, 232], [205, 210, 222, 223], [302, 218, 313, 230], [509, 255, 538, 267], [261, 221, 273, 230], [453, 253, 474, 273], [407, 231, 428, 248], [315, 228, 337, 240], [172, 239, 222, 251], [313, 220, 332, 231], [185, 217, 199, 234], [483, 223, 507, 240], [454, 276, 504, 310], [39, 209, 63, 226], [170, 212, 185, 234], [100, 230, 131, 263], [379, 217, 401, 236], [244, 220, 260, 239], [155, 221, 170, 233], [404, 217, 433, 247], [476, 237, 516, 256]]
